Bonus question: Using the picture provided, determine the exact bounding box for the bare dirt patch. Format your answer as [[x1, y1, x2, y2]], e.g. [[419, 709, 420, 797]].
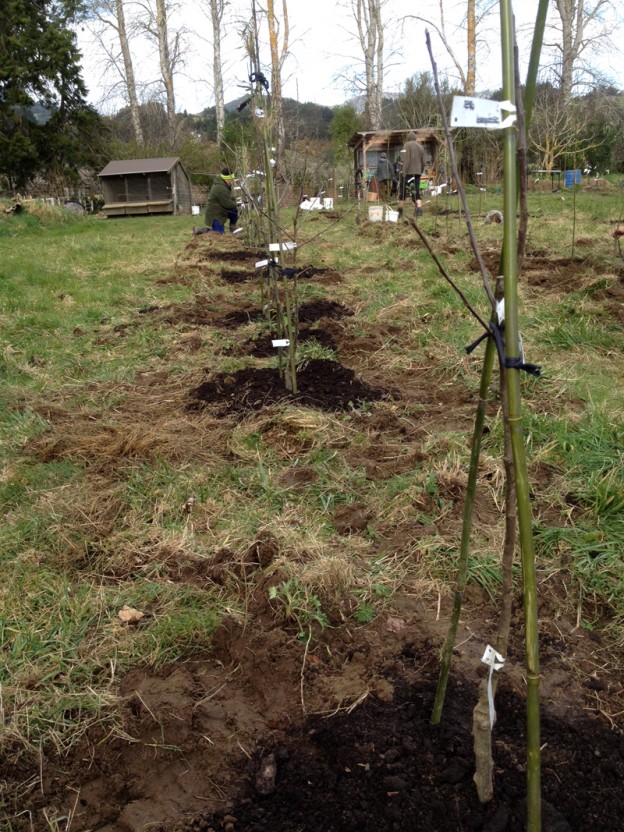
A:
[[592, 276, 624, 321], [472, 250, 591, 292], [8, 602, 624, 832], [523, 257, 589, 291]]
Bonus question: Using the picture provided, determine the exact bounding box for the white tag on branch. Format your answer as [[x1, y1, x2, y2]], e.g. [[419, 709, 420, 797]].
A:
[[451, 96, 517, 130], [269, 242, 297, 252], [118, 605, 144, 624], [272, 339, 290, 348], [255, 259, 269, 269], [481, 645, 505, 728], [496, 298, 505, 325]]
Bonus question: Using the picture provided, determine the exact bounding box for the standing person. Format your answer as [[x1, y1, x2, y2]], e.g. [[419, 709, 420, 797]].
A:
[[355, 167, 363, 200], [377, 152, 392, 201], [391, 157, 401, 197], [399, 131, 426, 218], [193, 167, 240, 235]]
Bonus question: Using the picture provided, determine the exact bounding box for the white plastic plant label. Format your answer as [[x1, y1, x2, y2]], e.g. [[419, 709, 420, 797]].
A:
[[269, 242, 297, 252], [496, 298, 505, 325], [481, 645, 505, 728], [272, 339, 290, 348], [450, 97, 517, 130], [255, 259, 269, 269]]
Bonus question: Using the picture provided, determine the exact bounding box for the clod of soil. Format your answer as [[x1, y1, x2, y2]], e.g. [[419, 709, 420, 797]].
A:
[[189, 359, 391, 416], [277, 466, 318, 490], [332, 502, 372, 534]]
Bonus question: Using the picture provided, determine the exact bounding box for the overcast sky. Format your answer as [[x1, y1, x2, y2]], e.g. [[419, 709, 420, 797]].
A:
[[76, 0, 621, 115]]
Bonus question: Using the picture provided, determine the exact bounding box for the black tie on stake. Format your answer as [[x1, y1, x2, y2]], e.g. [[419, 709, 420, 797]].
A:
[[466, 322, 541, 377], [263, 259, 298, 279], [237, 72, 271, 111], [249, 71, 270, 92]]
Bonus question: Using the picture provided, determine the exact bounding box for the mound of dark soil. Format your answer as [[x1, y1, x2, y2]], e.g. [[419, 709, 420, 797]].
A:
[[221, 268, 252, 284], [298, 300, 353, 323], [189, 359, 390, 415], [173, 674, 624, 832]]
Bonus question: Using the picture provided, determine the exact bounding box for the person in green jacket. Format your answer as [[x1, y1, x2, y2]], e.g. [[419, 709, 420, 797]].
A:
[[194, 168, 240, 234]]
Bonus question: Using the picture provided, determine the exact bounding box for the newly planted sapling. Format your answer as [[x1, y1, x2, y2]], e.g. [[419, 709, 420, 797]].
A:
[[244, 4, 298, 393]]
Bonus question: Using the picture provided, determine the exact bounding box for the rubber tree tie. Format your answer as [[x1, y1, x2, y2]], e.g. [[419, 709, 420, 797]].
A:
[[249, 72, 270, 92], [465, 330, 489, 355], [466, 324, 541, 377]]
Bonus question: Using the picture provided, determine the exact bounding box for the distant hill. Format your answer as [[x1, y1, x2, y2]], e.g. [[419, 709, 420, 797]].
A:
[[193, 97, 335, 142]]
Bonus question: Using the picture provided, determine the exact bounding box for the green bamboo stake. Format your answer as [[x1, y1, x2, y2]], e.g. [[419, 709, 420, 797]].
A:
[[430, 0, 549, 727], [500, 2, 541, 829]]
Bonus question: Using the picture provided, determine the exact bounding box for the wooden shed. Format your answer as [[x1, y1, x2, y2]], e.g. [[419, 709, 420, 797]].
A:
[[348, 129, 442, 199], [98, 157, 192, 217]]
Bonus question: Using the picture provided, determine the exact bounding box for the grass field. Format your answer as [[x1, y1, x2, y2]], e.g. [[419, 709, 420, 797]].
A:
[[1, 187, 623, 826]]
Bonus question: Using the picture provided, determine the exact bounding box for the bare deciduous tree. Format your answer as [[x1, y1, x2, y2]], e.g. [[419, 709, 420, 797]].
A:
[[550, 0, 617, 100], [207, 0, 225, 144], [137, 0, 182, 146], [407, 1, 496, 97], [349, 0, 386, 130], [86, 0, 144, 143], [266, 0, 289, 167], [530, 87, 597, 169]]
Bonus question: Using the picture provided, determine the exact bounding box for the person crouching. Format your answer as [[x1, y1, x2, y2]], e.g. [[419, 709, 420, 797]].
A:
[[194, 168, 240, 235]]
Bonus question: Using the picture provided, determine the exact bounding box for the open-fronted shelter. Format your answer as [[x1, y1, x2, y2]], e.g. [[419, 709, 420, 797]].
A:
[[98, 157, 192, 217], [348, 129, 443, 199]]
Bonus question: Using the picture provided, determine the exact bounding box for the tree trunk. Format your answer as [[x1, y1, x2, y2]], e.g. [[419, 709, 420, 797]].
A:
[[267, 0, 289, 168], [555, 0, 575, 100], [155, 0, 177, 146], [354, 0, 384, 130], [209, 0, 225, 144], [466, 0, 476, 96], [115, 0, 143, 144], [371, 0, 384, 129], [553, 0, 611, 101]]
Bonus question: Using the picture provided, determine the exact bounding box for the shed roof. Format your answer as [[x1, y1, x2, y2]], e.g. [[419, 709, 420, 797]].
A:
[[348, 129, 440, 149], [99, 157, 181, 177]]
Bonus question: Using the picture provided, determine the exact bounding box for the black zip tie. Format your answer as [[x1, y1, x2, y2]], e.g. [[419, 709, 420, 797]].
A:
[[466, 322, 541, 377]]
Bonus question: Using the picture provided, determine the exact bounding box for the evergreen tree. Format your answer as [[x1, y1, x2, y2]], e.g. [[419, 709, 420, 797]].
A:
[[0, 0, 103, 189], [330, 105, 362, 165]]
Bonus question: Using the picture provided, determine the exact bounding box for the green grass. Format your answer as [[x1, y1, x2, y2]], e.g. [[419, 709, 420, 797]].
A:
[[1, 193, 623, 763]]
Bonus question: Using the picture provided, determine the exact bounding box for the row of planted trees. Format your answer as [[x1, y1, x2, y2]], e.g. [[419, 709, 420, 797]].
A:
[[218, 3, 559, 829]]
